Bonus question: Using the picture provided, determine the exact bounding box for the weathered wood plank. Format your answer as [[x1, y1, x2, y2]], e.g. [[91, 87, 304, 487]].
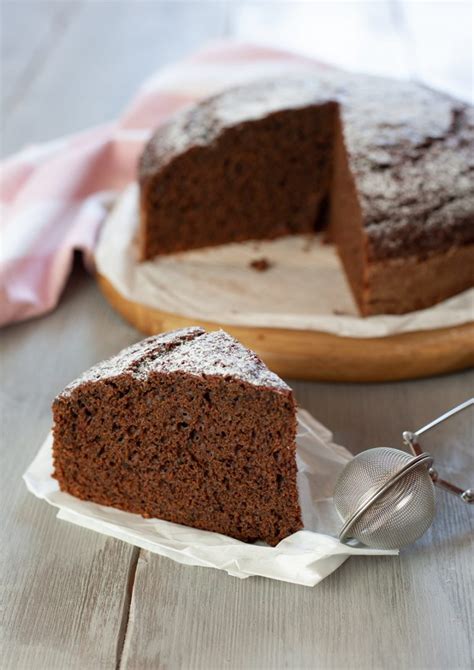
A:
[[0, 269, 141, 670], [1, 0, 228, 156], [1, 2, 229, 666], [0, 0, 82, 157], [0, 1, 80, 116]]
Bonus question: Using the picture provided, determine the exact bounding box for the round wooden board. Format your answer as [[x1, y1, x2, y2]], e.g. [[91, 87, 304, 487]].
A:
[[97, 273, 474, 382]]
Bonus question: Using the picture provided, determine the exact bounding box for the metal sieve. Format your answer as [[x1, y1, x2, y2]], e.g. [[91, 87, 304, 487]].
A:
[[333, 398, 473, 550]]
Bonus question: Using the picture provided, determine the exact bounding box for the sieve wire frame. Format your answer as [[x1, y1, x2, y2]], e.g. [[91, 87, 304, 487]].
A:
[[338, 452, 433, 542]]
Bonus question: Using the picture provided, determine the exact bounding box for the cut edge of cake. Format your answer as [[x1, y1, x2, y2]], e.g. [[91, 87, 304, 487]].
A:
[[137, 74, 474, 316]]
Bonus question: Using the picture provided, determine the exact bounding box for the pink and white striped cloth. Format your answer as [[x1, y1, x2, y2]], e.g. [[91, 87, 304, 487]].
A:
[[1, 43, 323, 327]]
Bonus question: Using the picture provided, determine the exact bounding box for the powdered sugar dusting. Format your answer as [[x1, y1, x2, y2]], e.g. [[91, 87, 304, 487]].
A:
[[140, 70, 474, 260], [135, 329, 290, 390], [140, 76, 334, 170], [60, 327, 290, 397]]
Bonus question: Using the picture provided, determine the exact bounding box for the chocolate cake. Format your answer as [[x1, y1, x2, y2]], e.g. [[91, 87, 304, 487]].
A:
[[52, 327, 302, 545], [139, 72, 474, 315]]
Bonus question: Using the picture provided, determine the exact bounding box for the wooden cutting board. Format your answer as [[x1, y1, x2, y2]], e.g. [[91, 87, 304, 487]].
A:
[[97, 273, 474, 382]]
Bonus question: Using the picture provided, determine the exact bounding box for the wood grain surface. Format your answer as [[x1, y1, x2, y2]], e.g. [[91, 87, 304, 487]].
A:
[[1, 2, 473, 669], [98, 272, 474, 382]]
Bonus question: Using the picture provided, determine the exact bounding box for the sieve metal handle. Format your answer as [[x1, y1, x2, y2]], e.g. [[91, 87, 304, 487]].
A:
[[403, 398, 473, 504]]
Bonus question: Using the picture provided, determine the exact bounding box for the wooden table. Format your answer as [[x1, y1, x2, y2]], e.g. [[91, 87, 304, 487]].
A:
[[1, 3, 473, 668]]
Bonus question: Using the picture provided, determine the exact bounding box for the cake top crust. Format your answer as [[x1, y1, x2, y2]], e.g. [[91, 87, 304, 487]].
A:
[[59, 328, 291, 397], [139, 70, 474, 259], [140, 71, 462, 171]]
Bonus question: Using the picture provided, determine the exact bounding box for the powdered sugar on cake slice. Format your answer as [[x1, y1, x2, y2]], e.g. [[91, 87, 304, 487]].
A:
[[60, 327, 290, 397]]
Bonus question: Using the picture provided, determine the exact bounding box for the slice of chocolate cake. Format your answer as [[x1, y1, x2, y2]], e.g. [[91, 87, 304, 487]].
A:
[[52, 327, 302, 545]]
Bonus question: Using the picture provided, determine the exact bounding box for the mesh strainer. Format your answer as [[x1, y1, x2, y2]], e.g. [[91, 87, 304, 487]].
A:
[[333, 399, 473, 550]]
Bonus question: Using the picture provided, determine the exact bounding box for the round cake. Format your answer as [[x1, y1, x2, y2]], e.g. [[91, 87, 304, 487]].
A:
[[138, 69, 474, 315]]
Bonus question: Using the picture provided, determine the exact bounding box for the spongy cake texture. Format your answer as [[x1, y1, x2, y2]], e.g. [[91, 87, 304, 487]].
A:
[[52, 327, 302, 545], [139, 72, 474, 315]]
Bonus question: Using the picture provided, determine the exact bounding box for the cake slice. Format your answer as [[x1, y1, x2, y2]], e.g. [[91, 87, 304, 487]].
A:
[[52, 327, 302, 545]]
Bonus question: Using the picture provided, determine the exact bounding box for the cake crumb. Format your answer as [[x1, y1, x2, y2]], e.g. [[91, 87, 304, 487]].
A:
[[332, 309, 349, 316], [302, 234, 316, 252], [250, 257, 272, 272]]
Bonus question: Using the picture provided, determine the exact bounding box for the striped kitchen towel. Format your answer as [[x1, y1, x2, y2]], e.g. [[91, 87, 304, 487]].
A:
[[0, 42, 320, 326]]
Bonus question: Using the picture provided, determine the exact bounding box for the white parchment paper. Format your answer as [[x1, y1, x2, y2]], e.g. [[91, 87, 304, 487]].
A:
[[23, 409, 396, 587], [95, 184, 473, 338]]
